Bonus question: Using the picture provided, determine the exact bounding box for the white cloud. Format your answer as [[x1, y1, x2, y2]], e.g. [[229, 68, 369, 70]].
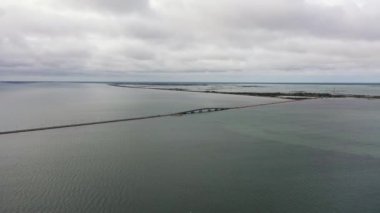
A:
[[0, 0, 379, 81]]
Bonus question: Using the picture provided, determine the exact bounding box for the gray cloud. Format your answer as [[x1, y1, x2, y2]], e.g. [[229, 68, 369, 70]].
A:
[[62, 0, 150, 13], [0, 0, 379, 81]]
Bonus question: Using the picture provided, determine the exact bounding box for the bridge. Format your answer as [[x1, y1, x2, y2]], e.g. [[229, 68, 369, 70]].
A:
[[175, 107, 231, 115], [0, 100, 301, 135]]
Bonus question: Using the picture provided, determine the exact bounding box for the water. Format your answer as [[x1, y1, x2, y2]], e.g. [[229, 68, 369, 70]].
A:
[[1, 82, 380, 212]]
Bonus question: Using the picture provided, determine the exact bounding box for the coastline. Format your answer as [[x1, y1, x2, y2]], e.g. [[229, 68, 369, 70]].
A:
[[109, 83, 380, 100]]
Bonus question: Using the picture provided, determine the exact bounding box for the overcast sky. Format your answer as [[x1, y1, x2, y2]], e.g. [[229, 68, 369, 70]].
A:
[[0, 0, 379, 82]]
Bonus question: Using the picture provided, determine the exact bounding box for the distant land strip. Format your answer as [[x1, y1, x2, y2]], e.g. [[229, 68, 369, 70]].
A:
[[109, 83, 380, 100], [0, 100, 297, 136]]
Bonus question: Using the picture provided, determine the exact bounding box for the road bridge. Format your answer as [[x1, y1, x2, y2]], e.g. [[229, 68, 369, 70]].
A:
[[0, 100, 300, 135]]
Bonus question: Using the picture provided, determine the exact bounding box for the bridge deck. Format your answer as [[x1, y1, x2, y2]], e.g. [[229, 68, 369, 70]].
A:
[[0, 100, 300, 135]]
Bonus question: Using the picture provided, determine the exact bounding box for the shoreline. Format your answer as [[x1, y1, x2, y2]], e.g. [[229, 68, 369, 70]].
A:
[[109, 83, 380, 100]]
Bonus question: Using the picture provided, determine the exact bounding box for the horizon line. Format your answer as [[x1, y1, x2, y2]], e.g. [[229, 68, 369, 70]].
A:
[[1, 81, 380, 85]]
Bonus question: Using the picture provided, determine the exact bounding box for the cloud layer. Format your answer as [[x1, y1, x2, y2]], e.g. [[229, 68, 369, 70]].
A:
[[0, 0, 379, 81]]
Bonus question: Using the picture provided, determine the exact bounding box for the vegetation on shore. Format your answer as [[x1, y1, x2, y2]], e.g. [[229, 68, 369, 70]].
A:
[[109, 83, 380, 100]]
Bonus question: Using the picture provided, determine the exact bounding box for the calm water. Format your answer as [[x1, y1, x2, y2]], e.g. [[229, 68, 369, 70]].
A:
[[1, 83, 380, 212]]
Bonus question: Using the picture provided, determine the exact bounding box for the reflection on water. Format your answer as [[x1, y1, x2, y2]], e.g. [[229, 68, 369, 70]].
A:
[[1, 83, 380, 212]]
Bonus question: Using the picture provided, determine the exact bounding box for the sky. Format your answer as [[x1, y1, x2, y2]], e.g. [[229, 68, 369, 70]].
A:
[[0, 0, 379, 82]]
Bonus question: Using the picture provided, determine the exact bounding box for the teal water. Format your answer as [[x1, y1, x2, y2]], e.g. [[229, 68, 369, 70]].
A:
[[1, 83, 380, 212]]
